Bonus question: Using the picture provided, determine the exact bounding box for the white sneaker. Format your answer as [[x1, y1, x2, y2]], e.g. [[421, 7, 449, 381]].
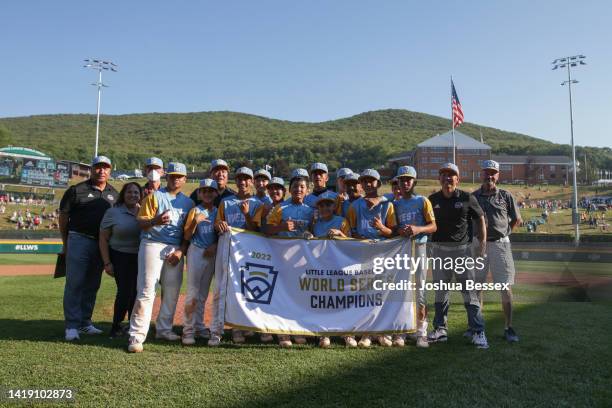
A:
[[79, 325, 103, 335], [377, 335, 393, 347], [127, 338, 143, 353], [472, 331, 489, 349], [155, 331, 180, 341], [392, 335, 405, 347], [208, 334, 222, 347], [65, 328, 80, 341], [182, 335, 196, 346], [358, 336, 372, 348], [278, 335, 292, 348], [319, 337, 331, 348], [344, 336, 358, 348], [416, 336, 430, 348]]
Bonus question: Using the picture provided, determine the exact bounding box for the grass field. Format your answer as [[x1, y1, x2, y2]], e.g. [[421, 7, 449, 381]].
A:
[[0, 258, 611, 407]]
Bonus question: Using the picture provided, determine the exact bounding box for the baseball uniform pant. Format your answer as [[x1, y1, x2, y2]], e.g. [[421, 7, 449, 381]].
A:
[[183, 245, 215, 337], [129, 239, 183, 344]]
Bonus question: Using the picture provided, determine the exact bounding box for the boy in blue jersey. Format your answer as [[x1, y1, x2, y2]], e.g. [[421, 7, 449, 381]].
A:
[[254, 177, 286, 231], [338, 172, 361, 217], [311, 196, 354, 348], [213, 167, 262, 344], [384, 177, 401, 202], [393, 166, 437, 348], [181, 179, 219, 346], [346, 169, 397, 348], [304, 163, 337, 208], [253, 169, 273, 206], [266, 169, 314, 347], [128, 162, 194, 353]]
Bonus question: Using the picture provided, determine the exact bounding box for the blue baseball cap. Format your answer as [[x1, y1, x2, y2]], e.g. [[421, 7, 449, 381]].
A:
[[199, 178, 218, 190], [254, 169, 272, 181], [310, 162, 328, 173], [396, 165, 417, 179], [167, 162, 187, 176], [439, 163, 460, 176], [336, 168, 353, 178], [145, 157, 163, 168], [344, 172, 359, 182], [482, 160, 500, 172], [210, 159, 229, 172], [359, 169, 381, 181], [290, 168, 309, 180], [235, 167, 254, 179], [92, 155, 111, 167], [269, 177, 286, 189]]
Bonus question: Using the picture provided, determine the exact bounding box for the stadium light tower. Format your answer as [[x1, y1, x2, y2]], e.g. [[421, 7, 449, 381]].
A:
[[83, 59, 118, 157], [552, 54, 586, 244]]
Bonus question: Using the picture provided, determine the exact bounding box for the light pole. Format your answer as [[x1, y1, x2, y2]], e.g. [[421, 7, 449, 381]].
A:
[[83, 59, 118, 157], [552, 55, 586, 244]]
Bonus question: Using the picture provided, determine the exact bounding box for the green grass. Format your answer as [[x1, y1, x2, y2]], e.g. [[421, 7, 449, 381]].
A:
[[0, 253, 57, 265], [0, 275, 610, 407]]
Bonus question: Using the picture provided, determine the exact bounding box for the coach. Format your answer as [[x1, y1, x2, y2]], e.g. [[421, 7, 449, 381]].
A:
[[472, 160, 522, 343], [60, 156, 119, 341], [190, 159, 236, 206], [427, 163, 489, 349]]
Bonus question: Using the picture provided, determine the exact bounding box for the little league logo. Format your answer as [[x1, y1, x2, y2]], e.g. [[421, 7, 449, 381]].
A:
[[240, 262, 279, 305]]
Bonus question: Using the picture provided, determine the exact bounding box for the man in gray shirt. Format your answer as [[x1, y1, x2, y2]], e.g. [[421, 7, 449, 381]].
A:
[[472, 160, 522, 343]]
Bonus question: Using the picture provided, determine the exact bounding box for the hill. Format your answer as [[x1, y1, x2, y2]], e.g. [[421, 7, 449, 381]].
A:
[[0, 109, 610, 174]]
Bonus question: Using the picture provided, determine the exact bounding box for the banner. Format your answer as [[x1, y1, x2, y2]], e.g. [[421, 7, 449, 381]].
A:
[[218, 229, 415, 335]]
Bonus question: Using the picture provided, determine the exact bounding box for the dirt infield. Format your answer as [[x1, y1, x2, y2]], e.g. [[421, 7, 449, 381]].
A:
[[0, 264, 55, 276]]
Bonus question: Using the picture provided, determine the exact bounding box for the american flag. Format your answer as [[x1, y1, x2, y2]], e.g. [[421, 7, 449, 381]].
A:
[[451, 79, 464, 128]]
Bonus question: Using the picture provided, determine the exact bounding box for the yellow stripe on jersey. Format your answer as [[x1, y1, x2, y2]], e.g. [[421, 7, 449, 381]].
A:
[[423, 197, 435, 223], [137, 193, 158, 227], [266, 204, 283, 226], [183, 207, 199, 241]]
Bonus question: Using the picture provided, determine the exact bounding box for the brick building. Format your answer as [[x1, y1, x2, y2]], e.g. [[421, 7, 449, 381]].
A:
[[492, 155, 572, 184]]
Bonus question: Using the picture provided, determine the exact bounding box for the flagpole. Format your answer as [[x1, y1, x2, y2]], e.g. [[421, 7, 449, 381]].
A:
[[451, 76, 456, 163]]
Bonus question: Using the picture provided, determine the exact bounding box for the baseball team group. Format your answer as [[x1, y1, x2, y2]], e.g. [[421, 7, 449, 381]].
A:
[[59, 154, 522, 353]]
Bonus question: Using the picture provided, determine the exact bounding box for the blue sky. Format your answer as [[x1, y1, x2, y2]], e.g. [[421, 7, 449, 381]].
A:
[[1, 1, 610, 147]]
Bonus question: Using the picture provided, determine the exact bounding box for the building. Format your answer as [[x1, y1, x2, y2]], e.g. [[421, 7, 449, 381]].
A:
[[493, 155, 572, 184], [0, 146, 70, 187], [56, 160, 91, 179]]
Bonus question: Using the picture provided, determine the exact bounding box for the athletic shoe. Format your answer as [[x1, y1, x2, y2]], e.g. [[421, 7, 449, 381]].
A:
[[472, 331, 489, 349], [232, 331, 245, 344], [208, 334, 222, 347], [194, 329, 210, 340], [504, 327, 519, 343], [182, 335, 196, 346], [278, 335, 292, 348], [155, 331, 180, 341], [79, 325, 103, 335], [344, 336, 358, 348], [427, 328, 448, 343], [127, 338, 143, 353], [416, 336, 429, 348], [462, 328, 473, 338], [293, 336, 307, 345], [243, 330, 255, 337], [65, 328, 80, 341], [377, 335, 392, 347], [358, 336, 372, 348], [392, 335, 405, 347], [260, 333, 274, 343], [319, 337, 331, 348]]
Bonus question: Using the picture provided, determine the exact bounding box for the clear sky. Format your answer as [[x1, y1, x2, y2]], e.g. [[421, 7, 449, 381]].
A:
[[1, 0, 610, 148]]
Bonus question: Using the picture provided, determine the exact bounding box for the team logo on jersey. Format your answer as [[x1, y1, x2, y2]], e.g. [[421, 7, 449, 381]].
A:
[[240, 262, 279, 305], [454, 202, 463, 209], [87, 193, 94, 198], [107, 194, 115, 201]]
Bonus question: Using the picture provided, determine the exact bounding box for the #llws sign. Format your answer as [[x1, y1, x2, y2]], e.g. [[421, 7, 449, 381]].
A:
[[218, 229, 415, 335]]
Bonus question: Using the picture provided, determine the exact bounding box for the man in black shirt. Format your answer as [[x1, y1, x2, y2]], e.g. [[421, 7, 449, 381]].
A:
[[189, 159, 235, 207], [59, 156, 119, 341], [427, 163, 489, 349]]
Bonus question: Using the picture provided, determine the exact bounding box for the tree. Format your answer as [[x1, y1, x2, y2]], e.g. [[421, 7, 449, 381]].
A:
[[0, 126, 13, 147]]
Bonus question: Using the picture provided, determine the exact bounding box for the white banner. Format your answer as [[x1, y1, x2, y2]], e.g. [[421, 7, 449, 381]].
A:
[[216, 228, 415, 335]]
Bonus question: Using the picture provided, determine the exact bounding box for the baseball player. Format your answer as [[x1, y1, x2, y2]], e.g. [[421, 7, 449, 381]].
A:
[[266, 169, 315, 347], [142, 157, 164, 197], [253, 169, 274, 205], [304, 163, 338, 208], [213, 167, 262, 345], [311, 195, 353, 348], [190, 159, 236, 207], [472, 160, 522, 343], [337, 172, 361, 217], [255, 177, 286, 233], [383, 177, 401, 202], [128, 162, 194, 353], [181, 179, 219, 346], [345, 169, 397, 348], [393, 166, 437, 348]]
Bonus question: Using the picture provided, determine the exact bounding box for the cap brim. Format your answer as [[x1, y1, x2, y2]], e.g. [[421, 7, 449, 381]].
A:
[[167, 172, 186, 176], [482, 167, 499, 172], [93, 162, 111, 167]]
